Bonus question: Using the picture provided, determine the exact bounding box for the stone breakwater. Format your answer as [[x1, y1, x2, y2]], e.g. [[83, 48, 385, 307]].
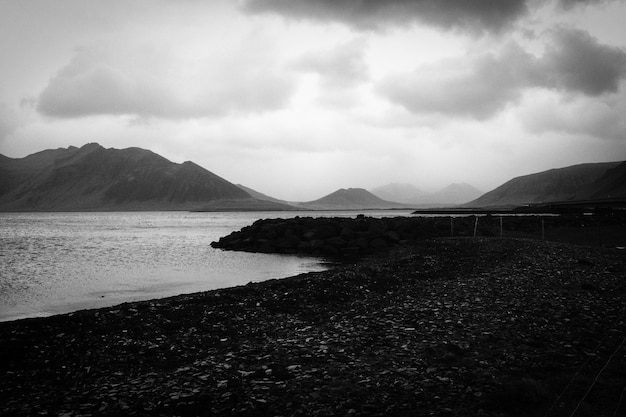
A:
[[211, 213, 626, 257], [211, 216, 455, 258]]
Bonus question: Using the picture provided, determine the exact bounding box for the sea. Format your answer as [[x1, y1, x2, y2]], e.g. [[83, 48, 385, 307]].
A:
[[0, 210, 415, 322]]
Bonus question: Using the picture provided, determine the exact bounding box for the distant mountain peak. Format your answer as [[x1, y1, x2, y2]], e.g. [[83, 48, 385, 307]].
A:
[[302, 187, 404, 209]]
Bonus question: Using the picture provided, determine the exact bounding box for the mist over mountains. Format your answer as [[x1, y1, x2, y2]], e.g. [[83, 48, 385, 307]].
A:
[[370, 183, 482, 206], [1, 143, 624, 211]]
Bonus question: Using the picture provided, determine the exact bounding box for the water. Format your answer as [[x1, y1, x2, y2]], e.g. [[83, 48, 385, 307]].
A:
[[0, 210, 414, 322]]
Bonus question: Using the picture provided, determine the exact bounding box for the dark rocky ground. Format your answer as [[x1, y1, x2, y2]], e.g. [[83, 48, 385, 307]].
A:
[[2, 236, 626, 416]]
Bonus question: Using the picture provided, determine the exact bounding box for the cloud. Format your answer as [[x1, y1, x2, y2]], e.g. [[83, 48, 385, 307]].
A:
[[555, 0, 620, 10], [38, 63, 176, 118], [377, 43, 540, 119], [242, 0, 530, 33], [0, 103, 23, 142], [293, 39, 369, 88], [519, 90, 626, 140], [541, 28, 626, 95], [377, 28, 626, 119], [241, 0, 625, 33], [37, 42, 295, 119]]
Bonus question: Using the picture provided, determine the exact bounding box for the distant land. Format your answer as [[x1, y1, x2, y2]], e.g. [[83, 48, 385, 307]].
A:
[[1, 143, 623, 211], [370, 182, 482, 206], [465, 161, 626, 208]]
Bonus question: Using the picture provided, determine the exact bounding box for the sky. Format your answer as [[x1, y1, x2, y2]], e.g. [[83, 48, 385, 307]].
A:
[[1, 0, 625, 201]]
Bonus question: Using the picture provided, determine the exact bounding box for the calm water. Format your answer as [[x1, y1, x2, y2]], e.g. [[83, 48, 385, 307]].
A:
[[0, 210, 414, 322]]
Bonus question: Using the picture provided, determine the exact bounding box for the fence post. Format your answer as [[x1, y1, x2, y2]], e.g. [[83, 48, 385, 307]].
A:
[[473, 216, 479, 238], [500, 216, 503, 237], [450, 217, 454, 237], [541, 218, 545, 241]]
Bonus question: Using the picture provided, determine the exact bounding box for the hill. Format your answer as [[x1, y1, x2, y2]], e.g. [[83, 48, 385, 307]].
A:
[[465, 161, 622, 208], [0, 143, 259, 211], [370, 182, 482, 207], [301, 188, 405, 210]]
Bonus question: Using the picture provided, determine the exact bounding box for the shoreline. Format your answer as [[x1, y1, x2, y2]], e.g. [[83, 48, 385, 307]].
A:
[[2, 237, 625, 416]]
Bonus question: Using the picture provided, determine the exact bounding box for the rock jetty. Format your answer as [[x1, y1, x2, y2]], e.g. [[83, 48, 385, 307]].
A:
[[211, 216, 453, 258], [211, 214, 626, 257]]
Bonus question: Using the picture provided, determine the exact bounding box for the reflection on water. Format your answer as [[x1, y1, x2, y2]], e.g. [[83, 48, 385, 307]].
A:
[[1, 211, 366, 322]]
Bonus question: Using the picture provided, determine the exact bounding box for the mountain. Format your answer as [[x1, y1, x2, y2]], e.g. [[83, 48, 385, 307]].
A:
[[370, 182, 482, 207], [465, 161, 623, 208], [301, 188, 405, 210], [0, 143, 261, 211], [370, 183, 427, 204], [575, 161, 626, 201]]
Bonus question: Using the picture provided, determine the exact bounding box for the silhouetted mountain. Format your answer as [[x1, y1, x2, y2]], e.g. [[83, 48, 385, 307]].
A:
[[370, 183, 427, 204], [370, 182, 482, 207], [302, 188, 405, 210], [465, 162, 622, 208], [0, 143, 256, 211]]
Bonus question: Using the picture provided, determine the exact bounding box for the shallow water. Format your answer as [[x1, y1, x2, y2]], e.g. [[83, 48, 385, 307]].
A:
[[0, 210, 414, 322]]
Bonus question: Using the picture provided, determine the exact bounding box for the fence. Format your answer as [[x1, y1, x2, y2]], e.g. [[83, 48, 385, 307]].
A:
[[442, 213, 626, 248]]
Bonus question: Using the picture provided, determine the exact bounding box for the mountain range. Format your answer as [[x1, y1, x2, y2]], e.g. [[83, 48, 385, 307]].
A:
[[1, 143, 624, 211]]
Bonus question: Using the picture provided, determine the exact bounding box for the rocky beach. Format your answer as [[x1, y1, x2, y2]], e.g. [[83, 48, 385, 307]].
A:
[[2, 221, 626, 416]]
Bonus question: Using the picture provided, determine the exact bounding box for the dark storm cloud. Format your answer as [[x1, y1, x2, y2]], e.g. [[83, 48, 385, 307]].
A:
[[541, 28, 626, 96], [378, 28, 626, 119], [555, 0, 619, 10], [242, 0, 529, 33]]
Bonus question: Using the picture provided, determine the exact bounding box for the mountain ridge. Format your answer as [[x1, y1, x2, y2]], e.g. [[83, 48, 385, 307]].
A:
[[465, 161, 623, 208], [0, 143, 254, 211]]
